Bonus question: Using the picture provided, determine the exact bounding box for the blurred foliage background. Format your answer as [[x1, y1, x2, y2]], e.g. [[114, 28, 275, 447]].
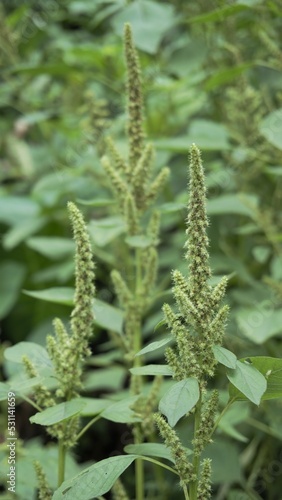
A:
[[1, 0, 282, 499]]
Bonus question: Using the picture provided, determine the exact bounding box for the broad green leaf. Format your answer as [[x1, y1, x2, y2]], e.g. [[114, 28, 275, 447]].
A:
[[79, 398, 113, 416], [125, 235, 153, 248], [23, 287, 74, 305], [213, 345, 237, 369], [130, 365, 173, 376], [88, 216, 126, 247], [135, 337, 172, 357], [159, 202, 186, 213], [227, 360, 267, 405], [9, 375, 57, 395], [187, 119, 230, 151], [0, 196, 39, 226], [112, 0, 177, 54], [30, 399, 86, 426], [252, 245, 271, 263], [53, 455, 137, 500], [259, 109, 282, 150], [155, 120, 230, 152], [230, 357, 282, 401], [189, 4, 249, 23], [124, 442, 192, 463], [0, 382, 9, 401], [205, 63, 252, 90], [84, 366, 126, 391], [76, 198, 115, 207], [159, 378, 200, 427], [26, 237, 75, 260], [0, 262, 25, 319], [236, 307, 282, 344], [22, 289, 124, 334], [4, 342, 52, 369], [207, 194, 257, 217], [93, 299, 124, 334], [218, 403, 249, 442], [3, 217, 47, 250], [101, 396, 142, 423]]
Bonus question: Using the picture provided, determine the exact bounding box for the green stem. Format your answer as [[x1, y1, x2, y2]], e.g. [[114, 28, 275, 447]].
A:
[[183, 484, 190, 500], [76, 415, 101, 440], [209, 397, 236, 439], [133, 248, 144, 500], [189, 394, 202, 500], [139, 456, 178, 475], [58, 439, 66, 487]]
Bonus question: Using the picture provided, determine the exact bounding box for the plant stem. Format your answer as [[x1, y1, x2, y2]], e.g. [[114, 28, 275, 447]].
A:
[[76, 415, 101, 440], [183, 484, 190, 500], [58, 439, 66, 487], [189, 394, 202, 500], [209, 397, 236, 439], [133, 248, 144, 500]]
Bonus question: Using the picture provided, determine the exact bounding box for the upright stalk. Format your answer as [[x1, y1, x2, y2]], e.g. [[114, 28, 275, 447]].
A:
[[189, 396, 202, 499], [58, 439, 66, 487]]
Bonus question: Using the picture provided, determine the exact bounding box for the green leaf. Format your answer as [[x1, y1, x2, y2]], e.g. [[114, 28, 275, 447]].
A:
[[4, 342, 52, 369], [189, 4, 249, 23], [213, 345, 237, 369], [218, 403, 249, 442], [187, 119, 230, 151], [76, 198, 116, 207], [101, 396, 142, 423], [30, 399, 86, 426], [52, 455, 137, 500], [125, 235, 153, 248], [0, 382, 9, 401], [236, 307, 282, 344], [23, 287, 74, 305], [227, 360, 267, 405], [0, 261, 25, 319], [79, 398, 113, 416], [22, 288, 124, 334], [207, 194, 257, 217], [130, 365, 173, 376], [259, 109, 282, 150], [3, 217, 47, 250], [155, 120, 230, 152], [159, 202, 186, 213], [159, 378, 200, 427], [135, 337, 172, 357], [88, 216, 126, 247], [124, 442, 192, 463], [112, 0, 177, 54], [230, 357, 282, 401], [205, 63, 252, 91], [84, 366, 126, 391], [93, 299, 124, 334], [0, 196, 39, 226], [26, 237, 75, 260]]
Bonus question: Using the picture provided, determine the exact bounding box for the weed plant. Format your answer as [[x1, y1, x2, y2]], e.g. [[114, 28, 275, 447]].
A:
[[1, 4, 282, 500]]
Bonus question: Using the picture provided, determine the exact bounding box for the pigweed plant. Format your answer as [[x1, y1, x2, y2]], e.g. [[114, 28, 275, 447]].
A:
[[3, 23, 282, 500]]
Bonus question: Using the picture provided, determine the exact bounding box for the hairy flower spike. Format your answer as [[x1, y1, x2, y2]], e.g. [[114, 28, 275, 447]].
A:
[[197, 459, 212, 500], [145, 167, 170, 208], [124, 23, 145, 169], [112, 478, 129, 500], [147, 210, 160, 244], [193, 391, 219, 456], [101, 156, 129, 207], [186, 145, 211, 301], [132, 143, 154, 209], [154, 413, 196, 485], [111, 270, 132, 305], [33, 461, 52, 500], [68, 202, 95, 350], [124, 192, 139, 235], [106, 137, 129, 177]]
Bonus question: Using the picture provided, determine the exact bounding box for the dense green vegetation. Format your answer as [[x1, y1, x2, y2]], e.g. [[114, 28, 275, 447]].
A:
[[1, 1, 282, 499]]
